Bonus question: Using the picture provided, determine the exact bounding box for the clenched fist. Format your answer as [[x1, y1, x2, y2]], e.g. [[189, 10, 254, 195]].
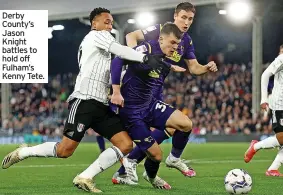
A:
[[111, 93, 124, 107], [205, 61, 218, 72]]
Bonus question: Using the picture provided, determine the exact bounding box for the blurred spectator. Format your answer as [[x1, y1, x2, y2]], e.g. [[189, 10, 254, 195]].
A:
[[0, 63, 273, 136], [163, 62, 272, 135]]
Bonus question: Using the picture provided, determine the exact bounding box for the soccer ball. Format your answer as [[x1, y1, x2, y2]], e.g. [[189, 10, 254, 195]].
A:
[[224, 169, 252, 194]]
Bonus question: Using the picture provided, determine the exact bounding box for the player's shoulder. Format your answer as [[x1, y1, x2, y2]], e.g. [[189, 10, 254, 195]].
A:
[[277, 54, 283, 61], [133, 41, 151, 54], [91, 29, 110, 35], [89, 30, 112, 38], [182, 33, 193, 45], [142, 24, 161, 34]]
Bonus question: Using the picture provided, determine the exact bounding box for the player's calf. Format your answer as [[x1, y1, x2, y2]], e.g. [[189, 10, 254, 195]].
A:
[[276, 132, 283, 145], [146, 142, 163, 162], [55, 136, 79, 158]]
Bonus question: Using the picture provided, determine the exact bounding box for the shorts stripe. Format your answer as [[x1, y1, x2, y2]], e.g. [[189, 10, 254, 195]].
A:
[[68, 99, 81, 124]]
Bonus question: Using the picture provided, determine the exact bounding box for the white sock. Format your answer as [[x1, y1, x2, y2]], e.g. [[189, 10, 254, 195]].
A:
[[18, 142, 58, 160], [79, 146, 123, 179], [254, 136, 280, 151], [268, 147, 283, 171], [169, 152, 180, 162]]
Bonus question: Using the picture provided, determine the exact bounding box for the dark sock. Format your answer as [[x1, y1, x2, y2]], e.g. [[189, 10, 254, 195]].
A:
[[171, 130, 191, 158], [117, 129, 169, 175], [144, 158, 160, 179], [96, 135, 105, 153]]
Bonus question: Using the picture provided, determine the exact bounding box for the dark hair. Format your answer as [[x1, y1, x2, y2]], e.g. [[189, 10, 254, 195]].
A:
[[160, 22, 182, 40], [175, 2, 196, 14], [89, 7, 110, 24]]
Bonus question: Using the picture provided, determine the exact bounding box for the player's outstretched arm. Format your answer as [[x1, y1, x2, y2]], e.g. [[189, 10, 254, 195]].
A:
[[92, 30, 145, 63], [93, 30, 167, 70], [125, 30, 145, 48], [109, 42, 171, 73], [109, 42, 146, 62], [184, 59, 218, 75]]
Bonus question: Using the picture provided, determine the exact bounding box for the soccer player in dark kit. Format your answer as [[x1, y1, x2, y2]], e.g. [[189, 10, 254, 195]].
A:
[[110, 22, 196, 189], [112, 2, 218, 185]]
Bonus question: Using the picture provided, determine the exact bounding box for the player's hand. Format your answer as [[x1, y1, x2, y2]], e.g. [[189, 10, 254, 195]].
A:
[[143, 54, 171, 74], [205, 61, 218, 72], [260, 102, 269, 112], [111, 92, 124, 107], [171, 65, 186, 72]]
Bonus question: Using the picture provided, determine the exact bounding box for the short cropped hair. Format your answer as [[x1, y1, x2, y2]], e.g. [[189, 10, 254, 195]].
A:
[[160, 22, 183, 40], [89, 7, 110, 24], [175, 2, 196, 14]]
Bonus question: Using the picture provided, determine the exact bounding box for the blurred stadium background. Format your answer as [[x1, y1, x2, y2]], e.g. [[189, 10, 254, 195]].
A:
[[1, 1, 283, 194]]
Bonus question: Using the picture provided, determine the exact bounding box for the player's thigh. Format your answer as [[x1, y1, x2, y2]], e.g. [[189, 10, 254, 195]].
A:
[[149, 100, 176, 130], [63, 99, 99, 143], [166, 109, 192, 132], [92, 109, 126, 140], [93, 113, 133, 154]]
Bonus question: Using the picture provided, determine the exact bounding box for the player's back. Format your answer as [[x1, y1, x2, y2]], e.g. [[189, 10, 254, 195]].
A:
[[121, 40, 167, 110]]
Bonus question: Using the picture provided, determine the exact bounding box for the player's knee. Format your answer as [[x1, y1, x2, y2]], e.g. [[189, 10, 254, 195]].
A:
[[152, 152, 163, 162], [154, 153, 163, 162], [110, 132, 134, 155], [166, 128, 176, 136], [178, 117, 193, 132], [56, 144, 75, 158], [117, 140, 133, 155], [147, 149, 163, 162]]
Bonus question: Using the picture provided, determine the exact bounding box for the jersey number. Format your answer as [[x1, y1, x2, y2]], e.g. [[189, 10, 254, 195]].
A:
[[155, 102, 167, 112]]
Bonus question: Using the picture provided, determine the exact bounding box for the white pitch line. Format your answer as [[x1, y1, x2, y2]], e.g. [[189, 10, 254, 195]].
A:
[[12, 164, 90, 168], [10, 159, 272, 168], [183, 159, 271, 164]]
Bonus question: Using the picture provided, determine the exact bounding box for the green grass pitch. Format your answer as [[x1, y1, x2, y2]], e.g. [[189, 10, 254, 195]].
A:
[[0, 143, 282, 195]]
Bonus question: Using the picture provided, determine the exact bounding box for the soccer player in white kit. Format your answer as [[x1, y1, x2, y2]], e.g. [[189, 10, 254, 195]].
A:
[[244, 45, 283, 176]]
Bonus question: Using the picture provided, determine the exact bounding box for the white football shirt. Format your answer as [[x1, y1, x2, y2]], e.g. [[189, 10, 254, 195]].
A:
[[269, 54, 283, 110], [67, 30, 117, 104]]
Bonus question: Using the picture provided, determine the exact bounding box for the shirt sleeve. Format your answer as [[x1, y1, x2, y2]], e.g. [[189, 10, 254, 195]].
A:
[[142, 24, 161, 41], [260, 65, 273, 104], [111, 57, 124, 85], [184, 36, 196, 60], [92, 30, 116, 52], [111, 43, 151, 85], [269, 54, 283, 74]]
